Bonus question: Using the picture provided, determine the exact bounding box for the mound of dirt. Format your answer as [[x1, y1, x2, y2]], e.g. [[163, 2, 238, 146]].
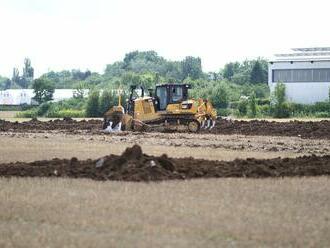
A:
[[0, 118, 101, 132], [0, 145, 329, 181], [207, 119, 330, 139], [1, 118, 330, 139]]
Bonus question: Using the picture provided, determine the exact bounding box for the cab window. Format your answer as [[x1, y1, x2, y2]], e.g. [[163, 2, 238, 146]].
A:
[[156, 87, 168, 110], [171, 86, 183, 103]]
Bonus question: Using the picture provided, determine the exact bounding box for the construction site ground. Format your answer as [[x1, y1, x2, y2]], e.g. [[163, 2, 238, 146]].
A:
[[0, 117, 330, 247]]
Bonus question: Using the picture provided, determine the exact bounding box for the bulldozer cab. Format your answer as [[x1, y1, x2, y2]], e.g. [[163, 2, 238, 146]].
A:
[[155, 84, 191, 110]]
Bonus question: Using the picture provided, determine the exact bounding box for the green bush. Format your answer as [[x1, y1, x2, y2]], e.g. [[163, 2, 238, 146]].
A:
[[248, 93, 257, 118], [99, 90, 112, 115], [271, 82, 291, 118], [0, 104, 33, 111], [37, 102, 52, 116], [237, 98, 248, 116], [16, 108, 38, 118], [314, 112, 330, 118], [217, 108, 231, 117], [53, 98, 86, 110], [46, 109, 85, 118], [257, 98, 270, 105], [258, 104, 270, 116], [311, 102, 330, 113], [86, 91, 100, 117], [288, 102, 330, 117], [211, 83, 229, 108]]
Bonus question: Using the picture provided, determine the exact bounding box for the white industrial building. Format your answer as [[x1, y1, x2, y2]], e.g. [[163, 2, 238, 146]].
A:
[[269, 47, 330, 104], [0, 89, 89, 105]]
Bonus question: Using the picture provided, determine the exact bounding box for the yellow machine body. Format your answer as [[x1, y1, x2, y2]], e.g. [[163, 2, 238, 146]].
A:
[[104, 84, 217, 132]]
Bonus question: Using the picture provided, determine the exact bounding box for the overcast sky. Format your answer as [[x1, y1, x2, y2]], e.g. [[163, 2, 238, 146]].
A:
[[0, 0, 329, 77]]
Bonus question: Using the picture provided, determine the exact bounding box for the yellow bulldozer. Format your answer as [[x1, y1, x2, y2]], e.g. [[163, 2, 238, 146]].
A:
[[103, 83, 217, 133]]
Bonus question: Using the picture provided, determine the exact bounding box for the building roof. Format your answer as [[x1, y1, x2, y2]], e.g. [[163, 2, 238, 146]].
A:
[[271, 47, 330, 63]]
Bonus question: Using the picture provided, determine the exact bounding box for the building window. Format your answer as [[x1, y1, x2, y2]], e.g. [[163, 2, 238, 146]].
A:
[[273, 68, 330, 83]]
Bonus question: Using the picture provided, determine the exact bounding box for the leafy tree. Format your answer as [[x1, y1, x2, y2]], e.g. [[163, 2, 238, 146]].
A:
[[11, 58, 35, 89], [238, 97, 248, 116], [74, 82, 87, 98], [181, 56, 203, 80], [271, 82, 290, 118], [72, 69, 91, 81], [250, 60, 267, 84], [248, 92, 257, 117], [122, 72, 142, 86], [32, 78, 55, 104], [0, 76, 11, 90], [86, 91, 100, 117], [12, 68, 20, 86], [4, 79, 11, 89], [222, 62, 239, 80], [210, 82, 229, 108], [99, 90, 112, 115], [222, 59, 268, 84], [104, 62, 125, 77], [23, 58, 34, 86]]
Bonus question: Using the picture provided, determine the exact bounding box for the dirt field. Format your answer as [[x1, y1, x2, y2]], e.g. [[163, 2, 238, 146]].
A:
[[0, 118, 330, 246], [1, 130, 330, 163], [2, 118, 330, 139], [0, 177, 329, 247], [1, 144, 329, 181]]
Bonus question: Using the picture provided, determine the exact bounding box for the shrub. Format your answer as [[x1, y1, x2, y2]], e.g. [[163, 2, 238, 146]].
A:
[[314, 111, 330, 118], [258, 104, 270, 116], [217, 108, 231, 117], [37, 102, 52, 116], [311, 102, 330, 113], [248, 92, 257, 118], [271, 82, 290, 118], [99, 90, 112, 115], [257, 98, 270, 105], [46, 109, 85, 118], [211, 83, 229, 108], [237, 98, 248, 116], [86, 91, 100, 117], [16, 108, 38, 118]]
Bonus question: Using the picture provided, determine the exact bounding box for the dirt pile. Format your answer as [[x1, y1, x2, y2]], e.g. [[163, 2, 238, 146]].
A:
[[1, 118, 330, 139], [0, 118, 101, 132], [0, 145, 329, 181], [208, 119, 330, 139]]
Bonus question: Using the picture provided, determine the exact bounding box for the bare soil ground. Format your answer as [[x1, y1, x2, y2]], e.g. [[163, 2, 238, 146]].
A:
[[0, 177, 329, 247], [1, 118, 330, 139], [1, 130, 330, 163], [1, 117, 330, 246], [1, 145, 329, 181]]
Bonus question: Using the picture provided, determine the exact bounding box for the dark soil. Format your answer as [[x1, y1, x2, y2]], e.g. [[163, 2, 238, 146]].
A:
[[0, 118, 101, 133], [208, 119, 330, 139], [0, 145, 329, 182], [1, 118, 330, 139]]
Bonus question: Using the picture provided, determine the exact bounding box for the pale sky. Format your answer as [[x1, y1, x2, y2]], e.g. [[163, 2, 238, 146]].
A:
[[0, 0, 329, 77]]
